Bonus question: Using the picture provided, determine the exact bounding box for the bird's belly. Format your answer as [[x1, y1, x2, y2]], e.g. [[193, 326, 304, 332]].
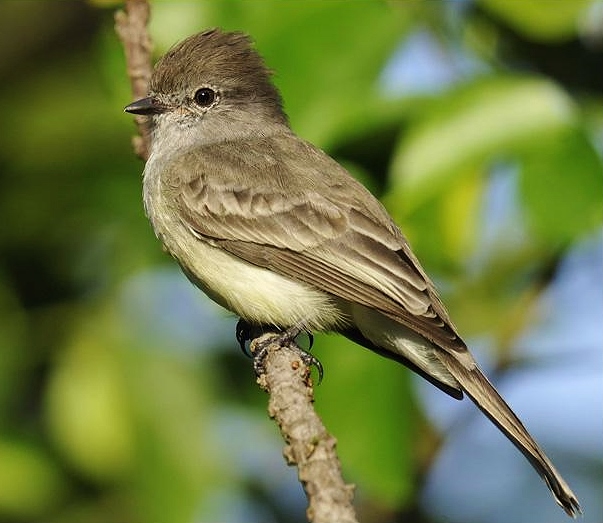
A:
[[174, 235, 347, 331]]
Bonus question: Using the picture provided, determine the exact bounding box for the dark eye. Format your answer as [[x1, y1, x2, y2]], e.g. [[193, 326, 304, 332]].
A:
[[194, 87, 216, 107]]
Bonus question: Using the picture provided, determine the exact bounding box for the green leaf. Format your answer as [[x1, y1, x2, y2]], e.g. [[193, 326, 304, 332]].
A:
[[45, 309, 134, 482], [0, 440, 68, 519], [479, 0, 593, 42], [388, 76, 577, 213], [519, 127, 603, 243], [314, 334, 415, 508]]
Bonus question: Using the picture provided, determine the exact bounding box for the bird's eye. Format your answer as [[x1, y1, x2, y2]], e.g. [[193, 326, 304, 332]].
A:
[[194, 87, 217, 107]]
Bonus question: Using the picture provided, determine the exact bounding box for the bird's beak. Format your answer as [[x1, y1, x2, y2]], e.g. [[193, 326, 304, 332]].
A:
[[124, 96, 165, 115]]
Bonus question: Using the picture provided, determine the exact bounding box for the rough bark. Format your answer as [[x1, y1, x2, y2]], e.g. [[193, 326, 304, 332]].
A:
[[251, 334, 358, 523], [115, 0, 153, 160]]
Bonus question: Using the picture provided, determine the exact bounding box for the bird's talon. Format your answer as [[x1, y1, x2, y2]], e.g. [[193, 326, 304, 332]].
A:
[[301, 350, 323, 384], [236, 319, 252, 357], [249, 326, 323, 384], [237, 323, 322, 383]]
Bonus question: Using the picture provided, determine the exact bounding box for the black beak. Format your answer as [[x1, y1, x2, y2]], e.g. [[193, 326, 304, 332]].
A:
[[124, 96, 165, 115]]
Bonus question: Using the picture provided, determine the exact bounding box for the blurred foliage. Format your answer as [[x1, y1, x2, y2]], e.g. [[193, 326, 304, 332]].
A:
[[0, 1, 601, 523]]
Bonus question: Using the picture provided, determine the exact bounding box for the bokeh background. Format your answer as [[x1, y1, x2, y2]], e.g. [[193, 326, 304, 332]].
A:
[[0, 1, 601, 522]]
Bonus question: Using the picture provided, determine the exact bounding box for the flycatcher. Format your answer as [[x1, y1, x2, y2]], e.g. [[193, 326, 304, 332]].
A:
[[125, 28, 580, 517]]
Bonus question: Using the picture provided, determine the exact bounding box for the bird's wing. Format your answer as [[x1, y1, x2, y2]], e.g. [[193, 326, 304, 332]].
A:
[[171, 136, 464, 352]]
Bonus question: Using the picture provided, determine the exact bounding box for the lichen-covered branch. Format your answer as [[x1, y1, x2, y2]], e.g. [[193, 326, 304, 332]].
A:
[[252, 334, 358, 523], [115, 0, 153, 160]]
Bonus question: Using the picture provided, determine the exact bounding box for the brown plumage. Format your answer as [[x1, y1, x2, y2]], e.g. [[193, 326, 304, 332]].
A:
[[125, 28, 582, 517]]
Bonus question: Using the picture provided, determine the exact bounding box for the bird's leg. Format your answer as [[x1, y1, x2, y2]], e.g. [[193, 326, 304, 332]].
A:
[[235, 320, 322, 381], [249, 324, 323, 384]]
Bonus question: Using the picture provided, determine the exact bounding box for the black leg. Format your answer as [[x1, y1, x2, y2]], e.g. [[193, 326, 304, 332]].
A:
[[236, 319, 253, 357]]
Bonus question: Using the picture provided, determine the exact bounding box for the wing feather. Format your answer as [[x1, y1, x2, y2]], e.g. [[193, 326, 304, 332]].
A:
[[172, 135, 463, 351]]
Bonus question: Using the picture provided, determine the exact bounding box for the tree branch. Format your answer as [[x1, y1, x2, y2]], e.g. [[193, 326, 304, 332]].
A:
[[115, 0, 153, 161], [251, 334, 358, 523], [116, 5, 357, 520]]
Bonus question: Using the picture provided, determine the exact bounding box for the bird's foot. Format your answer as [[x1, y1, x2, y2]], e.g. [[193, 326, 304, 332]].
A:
[[252, 325, 323, 384], [236, 319, 262, 357], [236, 321, 322, 383]]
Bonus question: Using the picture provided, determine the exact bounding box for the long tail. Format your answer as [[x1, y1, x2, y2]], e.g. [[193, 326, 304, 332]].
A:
[[437, 350, 582, 518]]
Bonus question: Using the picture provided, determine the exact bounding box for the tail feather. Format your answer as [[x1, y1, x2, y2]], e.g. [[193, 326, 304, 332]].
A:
[[437, 350, 582, 518]]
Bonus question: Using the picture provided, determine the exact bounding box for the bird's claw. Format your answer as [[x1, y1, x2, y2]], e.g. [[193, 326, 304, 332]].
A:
[[249, 325, 323, 384], [307, 331, 314, 350], [236, 321, 322, 383], [236, 319, 252, 357]]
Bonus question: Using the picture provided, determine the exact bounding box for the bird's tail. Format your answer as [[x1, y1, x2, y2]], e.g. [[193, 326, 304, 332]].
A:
[[437, 350, 582, 518]]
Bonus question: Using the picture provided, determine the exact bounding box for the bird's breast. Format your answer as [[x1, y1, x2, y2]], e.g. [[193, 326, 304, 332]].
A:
[[141, 153, 347, 332]]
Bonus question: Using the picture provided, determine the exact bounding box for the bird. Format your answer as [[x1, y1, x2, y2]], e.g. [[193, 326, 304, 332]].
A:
[[125, 28, 581, 517]]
